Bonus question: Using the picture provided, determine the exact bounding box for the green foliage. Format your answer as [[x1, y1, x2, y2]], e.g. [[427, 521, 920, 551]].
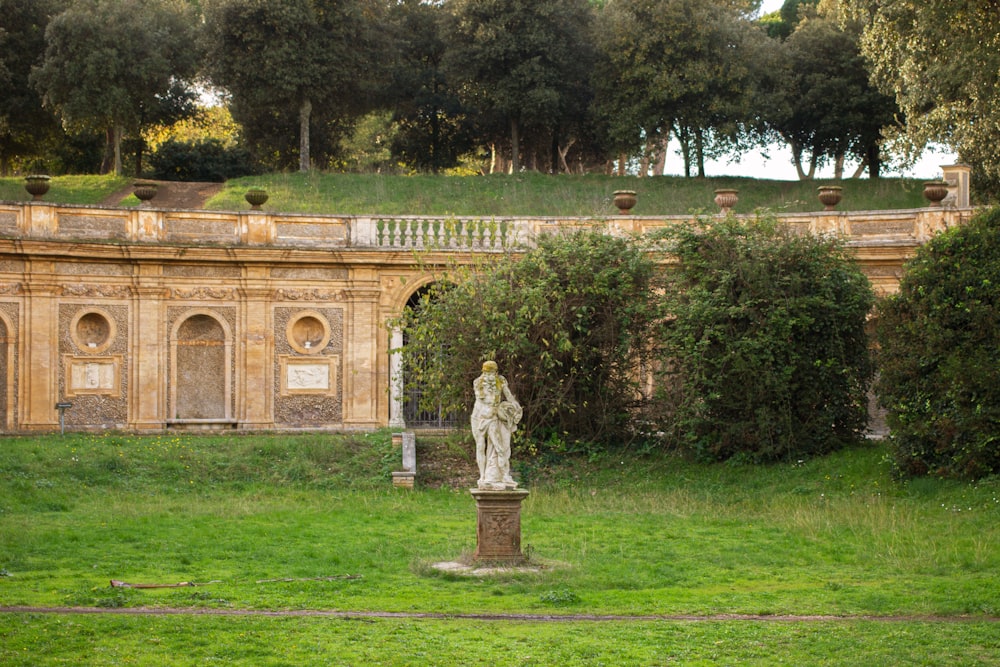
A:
[[848, 0, 1000, 180], [594, 0, 767, 177], [30, 0, 200, 176], [759, 7, 898, 179], [202, 0, 390, 171], [876, 208, 1000, 479], [394, 230, 658, 449], [443, 0, 597, 172], [149, 139, 258, 182], [655, 214, 875, 462]]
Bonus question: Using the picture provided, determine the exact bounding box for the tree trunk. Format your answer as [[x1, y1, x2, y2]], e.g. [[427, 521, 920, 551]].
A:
[[653, 135, 668, 176], [866, 143, 882, 179], [677, 126, 692, 178], [113, 124, 123, 177], [510, 116, 520, 173], [787, 137, 811, 181], [299, 98, 312, 173], [557, 138, 575, 174], [834, 153, 845, 180], [134, 138, 145, 178], [851, 157, 869, 179], [695, 128, 705, 178]]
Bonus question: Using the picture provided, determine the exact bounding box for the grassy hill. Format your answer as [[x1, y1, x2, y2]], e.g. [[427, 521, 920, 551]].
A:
[[1, 172, 930, 216]]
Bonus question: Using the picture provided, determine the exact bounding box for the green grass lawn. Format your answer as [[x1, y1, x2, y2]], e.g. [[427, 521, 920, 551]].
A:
[[2, 432, 999, 664], [0, 175, 131, 205], [1, 172, 929, 215], [212, 172, 929, 216]]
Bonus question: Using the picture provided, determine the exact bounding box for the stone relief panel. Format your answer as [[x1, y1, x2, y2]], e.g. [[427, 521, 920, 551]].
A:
[[57, 215, 128, 240], [58, 304, 128, 426], [55, 261, 130, 276], [270, 267, 348, 281], [0, 211, 17, 235], [163, 265, 242, 278], [273, 307, 343, 425]]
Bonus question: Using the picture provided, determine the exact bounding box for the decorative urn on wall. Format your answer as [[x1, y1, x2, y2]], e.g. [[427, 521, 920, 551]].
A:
[[713, 188, 738, 214], [24, 175, 51, 201], [133, 181, 158, 205], [923, 181, 949, 207], [612, 190, 637, 215], [245, 188, 269, 210], [817, 185, 843, 211]]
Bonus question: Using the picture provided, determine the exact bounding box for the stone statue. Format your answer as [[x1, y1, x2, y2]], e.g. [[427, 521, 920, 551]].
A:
[[471, 360, 522, 490]]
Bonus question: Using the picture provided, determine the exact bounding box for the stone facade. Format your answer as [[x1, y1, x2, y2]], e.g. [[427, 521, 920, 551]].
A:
[[0, 200, 974, 432]]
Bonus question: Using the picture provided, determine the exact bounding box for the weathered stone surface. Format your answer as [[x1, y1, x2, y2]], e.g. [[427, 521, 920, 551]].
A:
[[471, 488, 530, 564], [0, 201, 975, 431]]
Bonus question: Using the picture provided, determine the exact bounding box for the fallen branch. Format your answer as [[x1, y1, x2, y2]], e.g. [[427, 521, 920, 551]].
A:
[[255, 575, 362, 584], [110, 580, 221, 589]]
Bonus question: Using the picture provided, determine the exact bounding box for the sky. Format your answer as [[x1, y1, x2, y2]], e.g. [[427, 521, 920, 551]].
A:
[[658, 0, 957, 181]]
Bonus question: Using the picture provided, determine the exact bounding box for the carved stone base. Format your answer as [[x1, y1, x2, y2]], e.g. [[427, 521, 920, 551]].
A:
[[470, 488, 529, 564]]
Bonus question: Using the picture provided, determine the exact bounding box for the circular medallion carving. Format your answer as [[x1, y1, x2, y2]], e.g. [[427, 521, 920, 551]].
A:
[[287, 311, 330, 354], [71, 309, 116, 354]]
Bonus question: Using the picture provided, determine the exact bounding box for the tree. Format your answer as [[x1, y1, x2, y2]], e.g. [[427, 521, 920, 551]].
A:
[[31, 0, 200, 176], [0, 0, 66, 175], [594, 0, 765, 177], [876, 208, 1000, 479], [385, 0, 475, 174], [203, 0, 388, 172], [759, 6, 898, 179], [443, 0, 596, 173], [394, 230, 659, 448], [654, 215, 875, 462], [847, 0, 1000, 179]]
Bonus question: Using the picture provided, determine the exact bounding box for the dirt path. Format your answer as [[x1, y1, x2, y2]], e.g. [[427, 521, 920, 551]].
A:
[[99, 180, 224, 209], [1, 606, 995, 623]]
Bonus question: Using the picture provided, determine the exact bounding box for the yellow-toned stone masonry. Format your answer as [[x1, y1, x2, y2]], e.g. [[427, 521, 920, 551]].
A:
[[0, 201, 975, 432]]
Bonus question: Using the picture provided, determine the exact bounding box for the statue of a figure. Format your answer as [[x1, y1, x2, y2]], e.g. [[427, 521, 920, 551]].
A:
[[471, 360, 522, 490]]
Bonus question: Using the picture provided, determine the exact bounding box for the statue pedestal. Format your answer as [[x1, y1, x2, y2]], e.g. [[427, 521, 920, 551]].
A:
[[470, 488, 530, 564]]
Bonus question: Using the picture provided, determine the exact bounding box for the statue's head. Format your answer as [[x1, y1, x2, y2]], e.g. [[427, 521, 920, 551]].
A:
[[481, 360, 498, 374]]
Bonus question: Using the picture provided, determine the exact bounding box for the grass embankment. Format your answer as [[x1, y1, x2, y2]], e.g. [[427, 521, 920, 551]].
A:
[[2, 432, 999, 664], [2, 172, 928, 215], [0, 175, 130, 206], [212, 172, 928, 216]]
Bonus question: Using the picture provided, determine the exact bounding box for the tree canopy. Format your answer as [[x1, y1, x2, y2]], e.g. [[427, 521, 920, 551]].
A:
[[443, 0, 597, 173], [10, 0, 997, 181], [31, 0, 199, 176], [202, 0, 388, 172], [759, 4, 898, 179], [847, 0, 1000, 179]]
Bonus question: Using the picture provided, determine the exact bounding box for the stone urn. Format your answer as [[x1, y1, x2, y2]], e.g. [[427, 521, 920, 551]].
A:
[[923, 181, 949, 207], [133, 181, 158, 205], [24, 175, 51, 201], [612, 190, 637, 215], [713, 188, 738, 214], [245, 188, 269, 210], [817, 185, 843, 211]]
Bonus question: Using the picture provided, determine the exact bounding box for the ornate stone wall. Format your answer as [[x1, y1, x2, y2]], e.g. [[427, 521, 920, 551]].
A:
[[58, 303, 129, 427], [0, 201, 976, 432]]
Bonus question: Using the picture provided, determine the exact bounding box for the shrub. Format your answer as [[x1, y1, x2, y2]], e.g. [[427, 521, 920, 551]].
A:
[[149, 138, 257, 182], [655, 214, 875, 463], [393, 229, 659, 450], [876, 207, 1000, 479]]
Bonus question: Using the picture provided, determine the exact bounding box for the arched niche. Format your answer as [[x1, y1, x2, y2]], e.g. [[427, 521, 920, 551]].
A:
[[169, 310, 233, 423]]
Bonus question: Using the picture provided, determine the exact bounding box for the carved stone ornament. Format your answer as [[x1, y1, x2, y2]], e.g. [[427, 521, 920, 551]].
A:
[[171, 287, 237, 300]]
